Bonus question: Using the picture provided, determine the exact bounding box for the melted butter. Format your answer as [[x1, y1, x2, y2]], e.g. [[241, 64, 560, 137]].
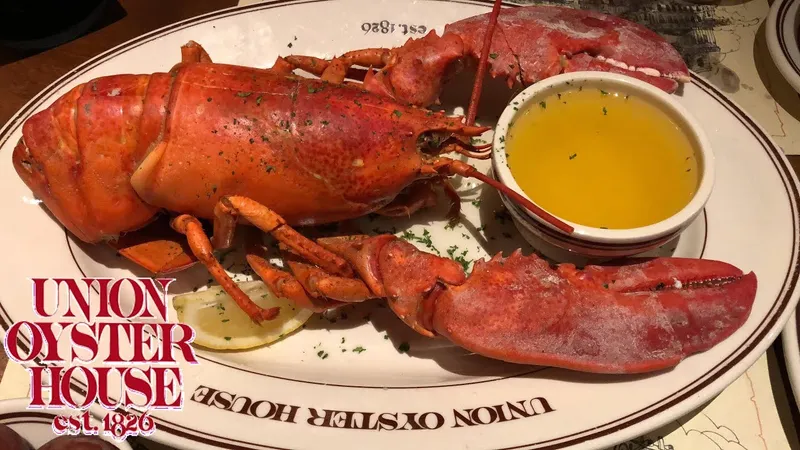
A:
[[505, 87, 699, 229]]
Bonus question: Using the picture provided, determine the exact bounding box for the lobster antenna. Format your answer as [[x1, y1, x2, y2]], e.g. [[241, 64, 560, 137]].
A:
[[430, 158, 575, 234], [457, 1, 575, 234], [465, 0, 504, 126]]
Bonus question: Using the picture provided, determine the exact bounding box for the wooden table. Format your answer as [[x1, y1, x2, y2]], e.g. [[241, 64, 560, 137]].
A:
[[0, 0, 798, 448]]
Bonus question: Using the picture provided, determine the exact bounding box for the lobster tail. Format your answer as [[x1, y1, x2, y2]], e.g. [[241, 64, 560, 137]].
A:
[[13, 74, 164, 242]]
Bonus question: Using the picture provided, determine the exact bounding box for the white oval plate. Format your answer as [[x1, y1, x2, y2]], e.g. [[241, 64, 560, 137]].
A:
[[0, 1, 799, 450], [0, 398, 132, 449], [767, 0, 800, 93]]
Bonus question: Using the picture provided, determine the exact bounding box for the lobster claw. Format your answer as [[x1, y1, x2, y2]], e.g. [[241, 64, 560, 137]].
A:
[[431, 253, 757, 374], [318, 235, 757, 373], [317, 235, 466, 337]]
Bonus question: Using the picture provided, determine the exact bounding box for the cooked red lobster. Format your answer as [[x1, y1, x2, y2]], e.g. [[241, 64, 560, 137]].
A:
[[12, 5, 757, 374]]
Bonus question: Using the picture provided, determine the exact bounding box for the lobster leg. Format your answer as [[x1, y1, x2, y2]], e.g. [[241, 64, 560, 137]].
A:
[[171, 215, 281, 323], [171, 195, 376, 321], [210, 196, 353, 277], [284, 50, 397, 99], [377, 177, 462, 222], [318, 50, 390, 93], [374, 180, 439, 217], [245, 236, 346, 313], [280, 244, 376, 302]]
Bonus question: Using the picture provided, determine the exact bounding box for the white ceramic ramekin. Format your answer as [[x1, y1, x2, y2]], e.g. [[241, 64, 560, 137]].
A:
[[491, 72, 714, 259]]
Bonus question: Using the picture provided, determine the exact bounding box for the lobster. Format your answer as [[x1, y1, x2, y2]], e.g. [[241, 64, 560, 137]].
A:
[[11, 4, 757, 374]]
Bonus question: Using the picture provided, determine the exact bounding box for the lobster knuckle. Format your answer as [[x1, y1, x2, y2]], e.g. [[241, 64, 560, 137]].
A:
[[317, 235, 391, 297], [386, 31, 466, 107], [378, 238, 465, 336]]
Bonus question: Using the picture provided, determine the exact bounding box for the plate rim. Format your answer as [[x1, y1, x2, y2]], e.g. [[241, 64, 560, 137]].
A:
[[766, 0, 800, 93], [0, 1, 799, 450]]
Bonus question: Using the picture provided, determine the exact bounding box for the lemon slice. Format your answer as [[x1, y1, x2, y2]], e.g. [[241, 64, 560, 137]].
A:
[[173, 280, 313, 350]]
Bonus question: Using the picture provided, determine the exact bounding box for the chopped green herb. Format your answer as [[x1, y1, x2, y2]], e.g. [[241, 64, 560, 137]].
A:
[[207, 97, 212, 102], [539, 101, 547, 109], [569, 153, 577, 160], [317, 350, 329, 359], [236, 92, 252, 97], [393, 109, 402, 118], [603, 283, 609, 289], [222, 319, 230, 323], [602, 107, 608, 116], [489, 53, 498, 59], [224, 336, 231, 341], [401, 229, 439, 255], [600, 90, 608, 96], [398, 342, 410, 353], [353, 346, 366, 354], [256, 95, 263, 105], [471, 200, 481, 207]]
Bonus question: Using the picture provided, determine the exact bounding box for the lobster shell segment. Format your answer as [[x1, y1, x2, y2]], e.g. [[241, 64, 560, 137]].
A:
[[444, 5, 690, 93], [12, 75, 162, 243], [431, 253, 757, 374]]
